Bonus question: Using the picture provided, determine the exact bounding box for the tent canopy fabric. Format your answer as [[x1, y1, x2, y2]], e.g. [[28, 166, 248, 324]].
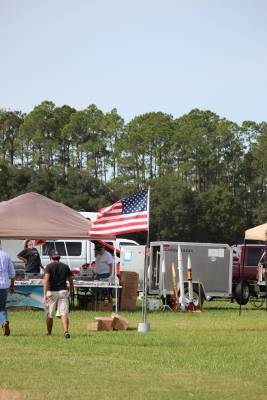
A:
[[245, 223, 267, 241], [0, 192, 113, 240]]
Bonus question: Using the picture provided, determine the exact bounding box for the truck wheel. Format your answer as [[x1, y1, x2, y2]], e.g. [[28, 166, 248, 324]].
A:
[[234, 280, 250, 305]]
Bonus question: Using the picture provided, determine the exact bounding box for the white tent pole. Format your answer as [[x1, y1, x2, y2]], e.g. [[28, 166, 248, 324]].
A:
[[114, 239, 118, 313]]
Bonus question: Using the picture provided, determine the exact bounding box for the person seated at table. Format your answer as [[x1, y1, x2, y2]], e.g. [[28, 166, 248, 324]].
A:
[[17, 239, 43, 274], [94, 244, 113, 280]]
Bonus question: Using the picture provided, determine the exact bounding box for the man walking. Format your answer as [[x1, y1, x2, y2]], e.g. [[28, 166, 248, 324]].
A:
[[0, 248, 16, 336], [43, 250, 73, 339]]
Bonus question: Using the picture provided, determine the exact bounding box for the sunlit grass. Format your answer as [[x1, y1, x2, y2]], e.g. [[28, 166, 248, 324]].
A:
[[1, 300, 267, 400]]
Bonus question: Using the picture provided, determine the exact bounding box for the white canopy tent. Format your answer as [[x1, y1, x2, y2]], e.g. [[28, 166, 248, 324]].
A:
[[0, 192, 114, 240], [0, 192, 120, 311], [245, 223, 267, 242]]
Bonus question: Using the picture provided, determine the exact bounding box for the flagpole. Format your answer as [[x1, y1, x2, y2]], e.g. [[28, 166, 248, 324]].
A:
[[89, 188, 150, 325], [138, 187, 151, 333], [113, 239, 118, 313]]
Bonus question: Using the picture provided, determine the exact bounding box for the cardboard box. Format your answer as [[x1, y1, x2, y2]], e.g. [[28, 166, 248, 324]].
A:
[[120, 271, 139, 310], [121, 285, 138, 299], [120, 271, 139, 278], [112, 314, 129, 331], [87, 321, 102, 331], [94, 317, 114, 331], [87, 314, 129, 332], [120, 271, 139, 283], [120, 275, 138, 310]]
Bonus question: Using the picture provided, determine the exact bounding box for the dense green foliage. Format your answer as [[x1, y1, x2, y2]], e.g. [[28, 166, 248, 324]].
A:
[[1, 102, 267, 244]]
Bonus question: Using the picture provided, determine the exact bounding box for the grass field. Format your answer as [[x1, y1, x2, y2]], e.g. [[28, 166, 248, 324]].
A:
[[1, 300, 267, 400]]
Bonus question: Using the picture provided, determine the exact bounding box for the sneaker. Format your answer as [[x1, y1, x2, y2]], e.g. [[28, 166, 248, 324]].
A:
[[3, 322, 10, 336], [64, 331, 70, 339]]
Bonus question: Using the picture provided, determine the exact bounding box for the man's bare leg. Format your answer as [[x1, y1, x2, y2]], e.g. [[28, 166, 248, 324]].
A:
[[61, 314, 70, 338], [46, 316, 53, 335]]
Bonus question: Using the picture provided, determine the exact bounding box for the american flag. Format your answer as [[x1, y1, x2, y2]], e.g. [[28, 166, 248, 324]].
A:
[[88, 190, 149, 236]]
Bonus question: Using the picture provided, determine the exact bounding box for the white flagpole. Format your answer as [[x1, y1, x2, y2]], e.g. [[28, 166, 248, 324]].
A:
[[138, 187, 150, 333]]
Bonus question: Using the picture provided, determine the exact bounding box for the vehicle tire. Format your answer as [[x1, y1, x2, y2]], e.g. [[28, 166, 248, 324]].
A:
[[234, 280, 250, 305], [184, 287, 204, 308], [178, 282, 205, 308]]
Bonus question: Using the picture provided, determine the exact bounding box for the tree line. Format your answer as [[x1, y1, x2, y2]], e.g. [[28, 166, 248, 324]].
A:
[[1, 101, 267, 244]]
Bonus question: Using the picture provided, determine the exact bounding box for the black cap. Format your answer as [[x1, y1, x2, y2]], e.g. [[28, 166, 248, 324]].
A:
[[50, 250, 60, 259]]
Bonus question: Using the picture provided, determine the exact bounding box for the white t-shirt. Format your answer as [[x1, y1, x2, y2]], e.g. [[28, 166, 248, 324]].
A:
[[95, 251, 113, 275]]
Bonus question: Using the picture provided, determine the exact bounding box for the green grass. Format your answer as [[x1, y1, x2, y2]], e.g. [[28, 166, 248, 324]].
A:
[[1, 301, 267, 400]]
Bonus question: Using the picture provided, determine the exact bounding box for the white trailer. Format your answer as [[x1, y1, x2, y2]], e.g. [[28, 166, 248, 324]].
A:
[[120, 245, 146, 291], [148, 241, 233, 306]]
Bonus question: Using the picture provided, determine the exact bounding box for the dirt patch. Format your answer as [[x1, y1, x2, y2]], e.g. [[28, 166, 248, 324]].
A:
[[0, 389, 25, 400]]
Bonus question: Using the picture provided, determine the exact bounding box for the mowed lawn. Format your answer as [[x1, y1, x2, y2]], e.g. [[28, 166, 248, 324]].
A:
[[1, 301, 267, 400]]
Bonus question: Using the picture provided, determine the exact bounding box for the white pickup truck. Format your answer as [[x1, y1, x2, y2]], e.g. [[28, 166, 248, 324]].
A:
[[0, 238, 139, 274]]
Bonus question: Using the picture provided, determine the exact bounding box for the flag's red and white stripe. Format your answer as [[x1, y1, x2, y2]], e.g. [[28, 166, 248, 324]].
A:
[[88, 200, 148, 236]]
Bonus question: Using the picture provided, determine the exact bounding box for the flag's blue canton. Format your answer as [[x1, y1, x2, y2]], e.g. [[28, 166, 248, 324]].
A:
[[122, 190, 148, 214]]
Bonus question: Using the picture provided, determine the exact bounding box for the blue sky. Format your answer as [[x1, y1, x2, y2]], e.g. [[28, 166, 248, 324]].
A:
[[1, 0, 266, 123]]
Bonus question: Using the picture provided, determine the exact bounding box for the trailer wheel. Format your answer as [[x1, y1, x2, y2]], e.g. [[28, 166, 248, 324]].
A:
[[234, 280, 250, 305], [183, 288, 204, 308]]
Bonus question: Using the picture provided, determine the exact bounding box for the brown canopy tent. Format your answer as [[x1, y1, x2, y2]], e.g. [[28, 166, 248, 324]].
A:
[[0, 192, 114, 240], [245, 223, 267, 242]]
